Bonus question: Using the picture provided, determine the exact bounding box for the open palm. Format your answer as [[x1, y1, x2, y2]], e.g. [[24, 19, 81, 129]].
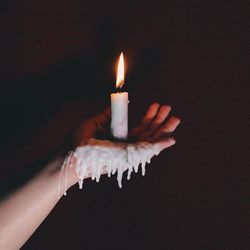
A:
[[72, 102, 181, 149]]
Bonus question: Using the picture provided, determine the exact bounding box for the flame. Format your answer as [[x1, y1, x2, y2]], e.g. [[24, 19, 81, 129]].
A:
[[116, 52, 125, 89]]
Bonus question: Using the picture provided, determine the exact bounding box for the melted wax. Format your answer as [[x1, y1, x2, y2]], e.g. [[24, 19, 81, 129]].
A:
[[58, 138, 174, 198]]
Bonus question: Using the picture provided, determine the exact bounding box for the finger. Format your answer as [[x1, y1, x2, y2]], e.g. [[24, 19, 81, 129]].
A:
[[150, 105, 171, 130], [95, 108, 111, 124], [159, 116, 181, 133], [152, 116, 181, 139], [94, 108, 111, 131], [129, 102, 160, 137], [148, 136, 176, 150], [141, 102, 160, 126], [136, 105, 171, 140]]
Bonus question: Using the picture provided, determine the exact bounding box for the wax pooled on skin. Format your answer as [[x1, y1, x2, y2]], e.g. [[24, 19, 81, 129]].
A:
[[58, 138, 174, 198], [58, 151, 74, 198]]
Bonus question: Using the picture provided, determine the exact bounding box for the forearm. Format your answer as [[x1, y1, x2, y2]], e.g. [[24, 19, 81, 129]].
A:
[[0, 155, 78, 250]]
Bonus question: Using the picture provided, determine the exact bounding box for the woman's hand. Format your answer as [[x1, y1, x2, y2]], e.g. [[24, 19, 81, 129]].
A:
[[66, 102, 181, 185], [72, 108, 111, 144], [129, 102, 181, 146], [0, 102, 181, 250], [72, 102, 180, 146]]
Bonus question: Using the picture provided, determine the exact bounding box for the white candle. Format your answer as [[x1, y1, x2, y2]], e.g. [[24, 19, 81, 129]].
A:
[[111, 52, 128, 140]]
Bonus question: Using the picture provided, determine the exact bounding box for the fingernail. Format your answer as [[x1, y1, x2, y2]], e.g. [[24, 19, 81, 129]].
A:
[[175, 117, 181, 124], [170, 137, 176, 145]]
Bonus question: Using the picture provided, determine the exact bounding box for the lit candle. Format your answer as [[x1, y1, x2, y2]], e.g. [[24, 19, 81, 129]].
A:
[[111, 52, 128, 140]]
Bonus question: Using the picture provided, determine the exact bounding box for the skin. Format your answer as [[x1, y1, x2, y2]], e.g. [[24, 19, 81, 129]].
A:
[[0, 103, 180, 250]]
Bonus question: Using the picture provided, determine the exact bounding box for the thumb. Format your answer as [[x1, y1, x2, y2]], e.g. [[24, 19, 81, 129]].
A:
[[149, 136, 176, 150], [93, 108, 111, 132]]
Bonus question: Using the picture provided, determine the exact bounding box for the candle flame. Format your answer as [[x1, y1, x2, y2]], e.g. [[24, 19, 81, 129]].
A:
[[116, 52, 125, 89]]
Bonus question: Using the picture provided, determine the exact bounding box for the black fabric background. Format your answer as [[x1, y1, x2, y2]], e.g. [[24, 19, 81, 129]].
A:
[[0, 1, 249, 249]]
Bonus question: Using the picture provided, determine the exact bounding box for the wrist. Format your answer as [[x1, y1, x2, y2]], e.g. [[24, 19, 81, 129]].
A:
[[45, 154, 79, 192], [66, 158, 79, 188], [58, 154, 79, 189]]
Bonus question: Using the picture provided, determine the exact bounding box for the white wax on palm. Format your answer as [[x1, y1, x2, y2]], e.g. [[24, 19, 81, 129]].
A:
[[57, 138, 176, 198], [111, 92, 128, 140]]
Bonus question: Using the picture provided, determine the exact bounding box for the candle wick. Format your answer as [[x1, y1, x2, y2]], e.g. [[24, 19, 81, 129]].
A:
[[116, 80, 125, 89]]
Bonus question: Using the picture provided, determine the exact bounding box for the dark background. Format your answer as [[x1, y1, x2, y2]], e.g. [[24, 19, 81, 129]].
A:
[[0, 1, 249, 249]]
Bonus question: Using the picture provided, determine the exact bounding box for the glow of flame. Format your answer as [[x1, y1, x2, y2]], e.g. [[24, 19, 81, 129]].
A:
[[116, 52, 125, 89]]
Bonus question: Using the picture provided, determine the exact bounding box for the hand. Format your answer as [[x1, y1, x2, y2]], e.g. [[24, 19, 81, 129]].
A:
[[69, 102, 181, 148], [129, 102, 181, 147], [69, 108, 111, 147], [63, 103, 181, 186]]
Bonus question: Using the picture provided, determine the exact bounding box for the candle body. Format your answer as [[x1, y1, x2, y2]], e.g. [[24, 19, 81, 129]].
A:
[[111, 92, 128, 140]]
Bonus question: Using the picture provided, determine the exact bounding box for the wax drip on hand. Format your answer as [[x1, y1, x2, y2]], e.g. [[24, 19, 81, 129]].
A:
[[58, 137, 176, 198]]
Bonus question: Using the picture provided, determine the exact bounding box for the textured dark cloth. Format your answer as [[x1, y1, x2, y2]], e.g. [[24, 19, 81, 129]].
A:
[[0, 1, 249, 249]]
